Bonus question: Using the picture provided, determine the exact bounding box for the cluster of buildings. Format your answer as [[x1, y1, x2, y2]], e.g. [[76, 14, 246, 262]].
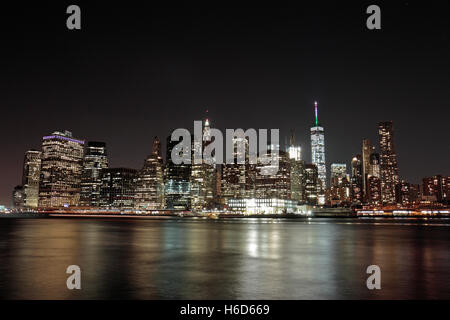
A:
[[10, 103, 449, 214]]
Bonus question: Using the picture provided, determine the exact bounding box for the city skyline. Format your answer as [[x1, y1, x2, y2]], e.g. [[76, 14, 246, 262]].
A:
[[7, 117, 449, 211], [1, 3, 449, 205], [3, 112, 450, 207], [2, 2, 450, 304]]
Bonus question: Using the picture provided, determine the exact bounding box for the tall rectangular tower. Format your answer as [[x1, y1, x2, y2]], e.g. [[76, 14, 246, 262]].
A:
[[38, 131, 84, 208], [80, 141, 108, 207], [378, 121, 399, 204], [22, 150, 41, 208], [361, 139, 374, 198], [311, 101, 326, 189]]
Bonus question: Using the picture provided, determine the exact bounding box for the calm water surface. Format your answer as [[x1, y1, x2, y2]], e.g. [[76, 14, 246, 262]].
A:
[[0, 217, 449, 299]]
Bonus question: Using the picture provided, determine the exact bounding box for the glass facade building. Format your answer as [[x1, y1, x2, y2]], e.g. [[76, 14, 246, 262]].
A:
[[351, 155, 363, 204], [80, 141, 108, 207], [255, 148, 291, 200], [100, 168, 137, 209], [165, 134, 191, 210], [304, 164, 318, 205], [330, 163, 347, 186], [221, 135, 256, 202], [378, 121, 399, 204], [135, 137, 165, 210], [311, 102, 326, 190], [38, 131, 84, 208], [190, 119, 216, 211], [22, 150, 41, 208]]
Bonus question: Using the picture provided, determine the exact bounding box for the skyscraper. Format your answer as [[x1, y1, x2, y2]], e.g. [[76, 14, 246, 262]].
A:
[[327, 163, 351, 206], [330, 163, 347, 186], [221, 135, 256, 202], [135, 137, 165, 210], [351, 155, 363, 204], [190, 118, 216, 211], [80, 142, 108, 207], [12, 185, 25, 209], [311, 101, 326, 190], [38, 131, 84, 208], [100, 168, 137, 209], [361, 139, 375, 198], [22, 150, 41, 208], [369, 152, 381, 178], [423, 175, 449, 203], [304, 164, 318, 205], [165, 134, 191, 210], [378, 121, 399, 204], [395, 180, 411, 205], [287, 131, 304, 202], [366, 175, 382, 205], [287, 129, 302, 161], [255, 147, 291, 200]]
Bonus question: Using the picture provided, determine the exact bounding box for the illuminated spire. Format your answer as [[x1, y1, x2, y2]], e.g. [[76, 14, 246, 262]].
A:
[[314, 101, 318, 126], [205, 109, 210, 127]]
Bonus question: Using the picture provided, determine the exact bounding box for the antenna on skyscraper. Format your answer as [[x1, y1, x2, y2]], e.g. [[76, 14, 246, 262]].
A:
[[314, 101, 319, 126], [205, 108, 210, 127], [290, 129, 296, 146]]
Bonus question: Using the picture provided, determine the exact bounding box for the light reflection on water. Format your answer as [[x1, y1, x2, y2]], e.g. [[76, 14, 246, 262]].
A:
[[0, 218, 449, 299]]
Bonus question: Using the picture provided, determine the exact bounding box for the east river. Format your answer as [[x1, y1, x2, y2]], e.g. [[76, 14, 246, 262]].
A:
[[0, 217, 449, 299]]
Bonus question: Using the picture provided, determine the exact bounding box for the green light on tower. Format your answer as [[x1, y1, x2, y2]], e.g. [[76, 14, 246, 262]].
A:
[[314, 101, 318, 126]]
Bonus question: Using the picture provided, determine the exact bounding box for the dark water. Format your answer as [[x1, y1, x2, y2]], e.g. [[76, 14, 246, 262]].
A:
[[0, 217, 450, 299]]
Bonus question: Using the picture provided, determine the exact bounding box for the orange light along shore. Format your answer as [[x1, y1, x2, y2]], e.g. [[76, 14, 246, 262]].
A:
[[356, 208, 450, 217], [1, 205, 449, 219]]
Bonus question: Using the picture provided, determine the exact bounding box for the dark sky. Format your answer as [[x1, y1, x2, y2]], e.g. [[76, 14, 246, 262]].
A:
[[0, 1, 449, 205]]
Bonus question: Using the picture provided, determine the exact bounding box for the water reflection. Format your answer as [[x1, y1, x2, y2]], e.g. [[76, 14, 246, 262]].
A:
[[0, 218, 449, 299]]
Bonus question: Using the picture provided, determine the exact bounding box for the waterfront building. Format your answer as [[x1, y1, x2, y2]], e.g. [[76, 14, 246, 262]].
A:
[[443, 177, 449, 204], [378, 121, 400, 204], [135, 137, 165, 210], [366, 175, 382, 205], [395, 180, 411, 205], [330, 163, 347, 186], [38, 131, 84, 208], [304, 164, 318, 205], [22, 150, 41, 208], [80, 142, 108, 207], [100, 168, 137, 209], [226, 198, 301, 214], [255, 147, 291, 200], [326, 179, 352, 206], [369, 152, 381, 178], [165, 134, 191, 210], [327, 164, 351, 206], [361, 139, 375, 196], [221, 135, 256, 202], [423, 175, 449, 203], [351, 155, 363, 204], [190, 118, 216, 211], [12, 185, 25, 209], [408, 183, 421, 204], [310, 101, 326, 190], [290, 159, 305, 203], [287, 130, 302, 161], [215, 165, 223, 208], [287, 131, 304, 203]]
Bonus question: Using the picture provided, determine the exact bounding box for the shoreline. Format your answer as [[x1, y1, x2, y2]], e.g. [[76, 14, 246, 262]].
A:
[[1, 212, 450, 220]]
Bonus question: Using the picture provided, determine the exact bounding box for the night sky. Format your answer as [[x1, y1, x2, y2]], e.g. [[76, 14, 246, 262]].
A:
[[0, 1, 449, 205]]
